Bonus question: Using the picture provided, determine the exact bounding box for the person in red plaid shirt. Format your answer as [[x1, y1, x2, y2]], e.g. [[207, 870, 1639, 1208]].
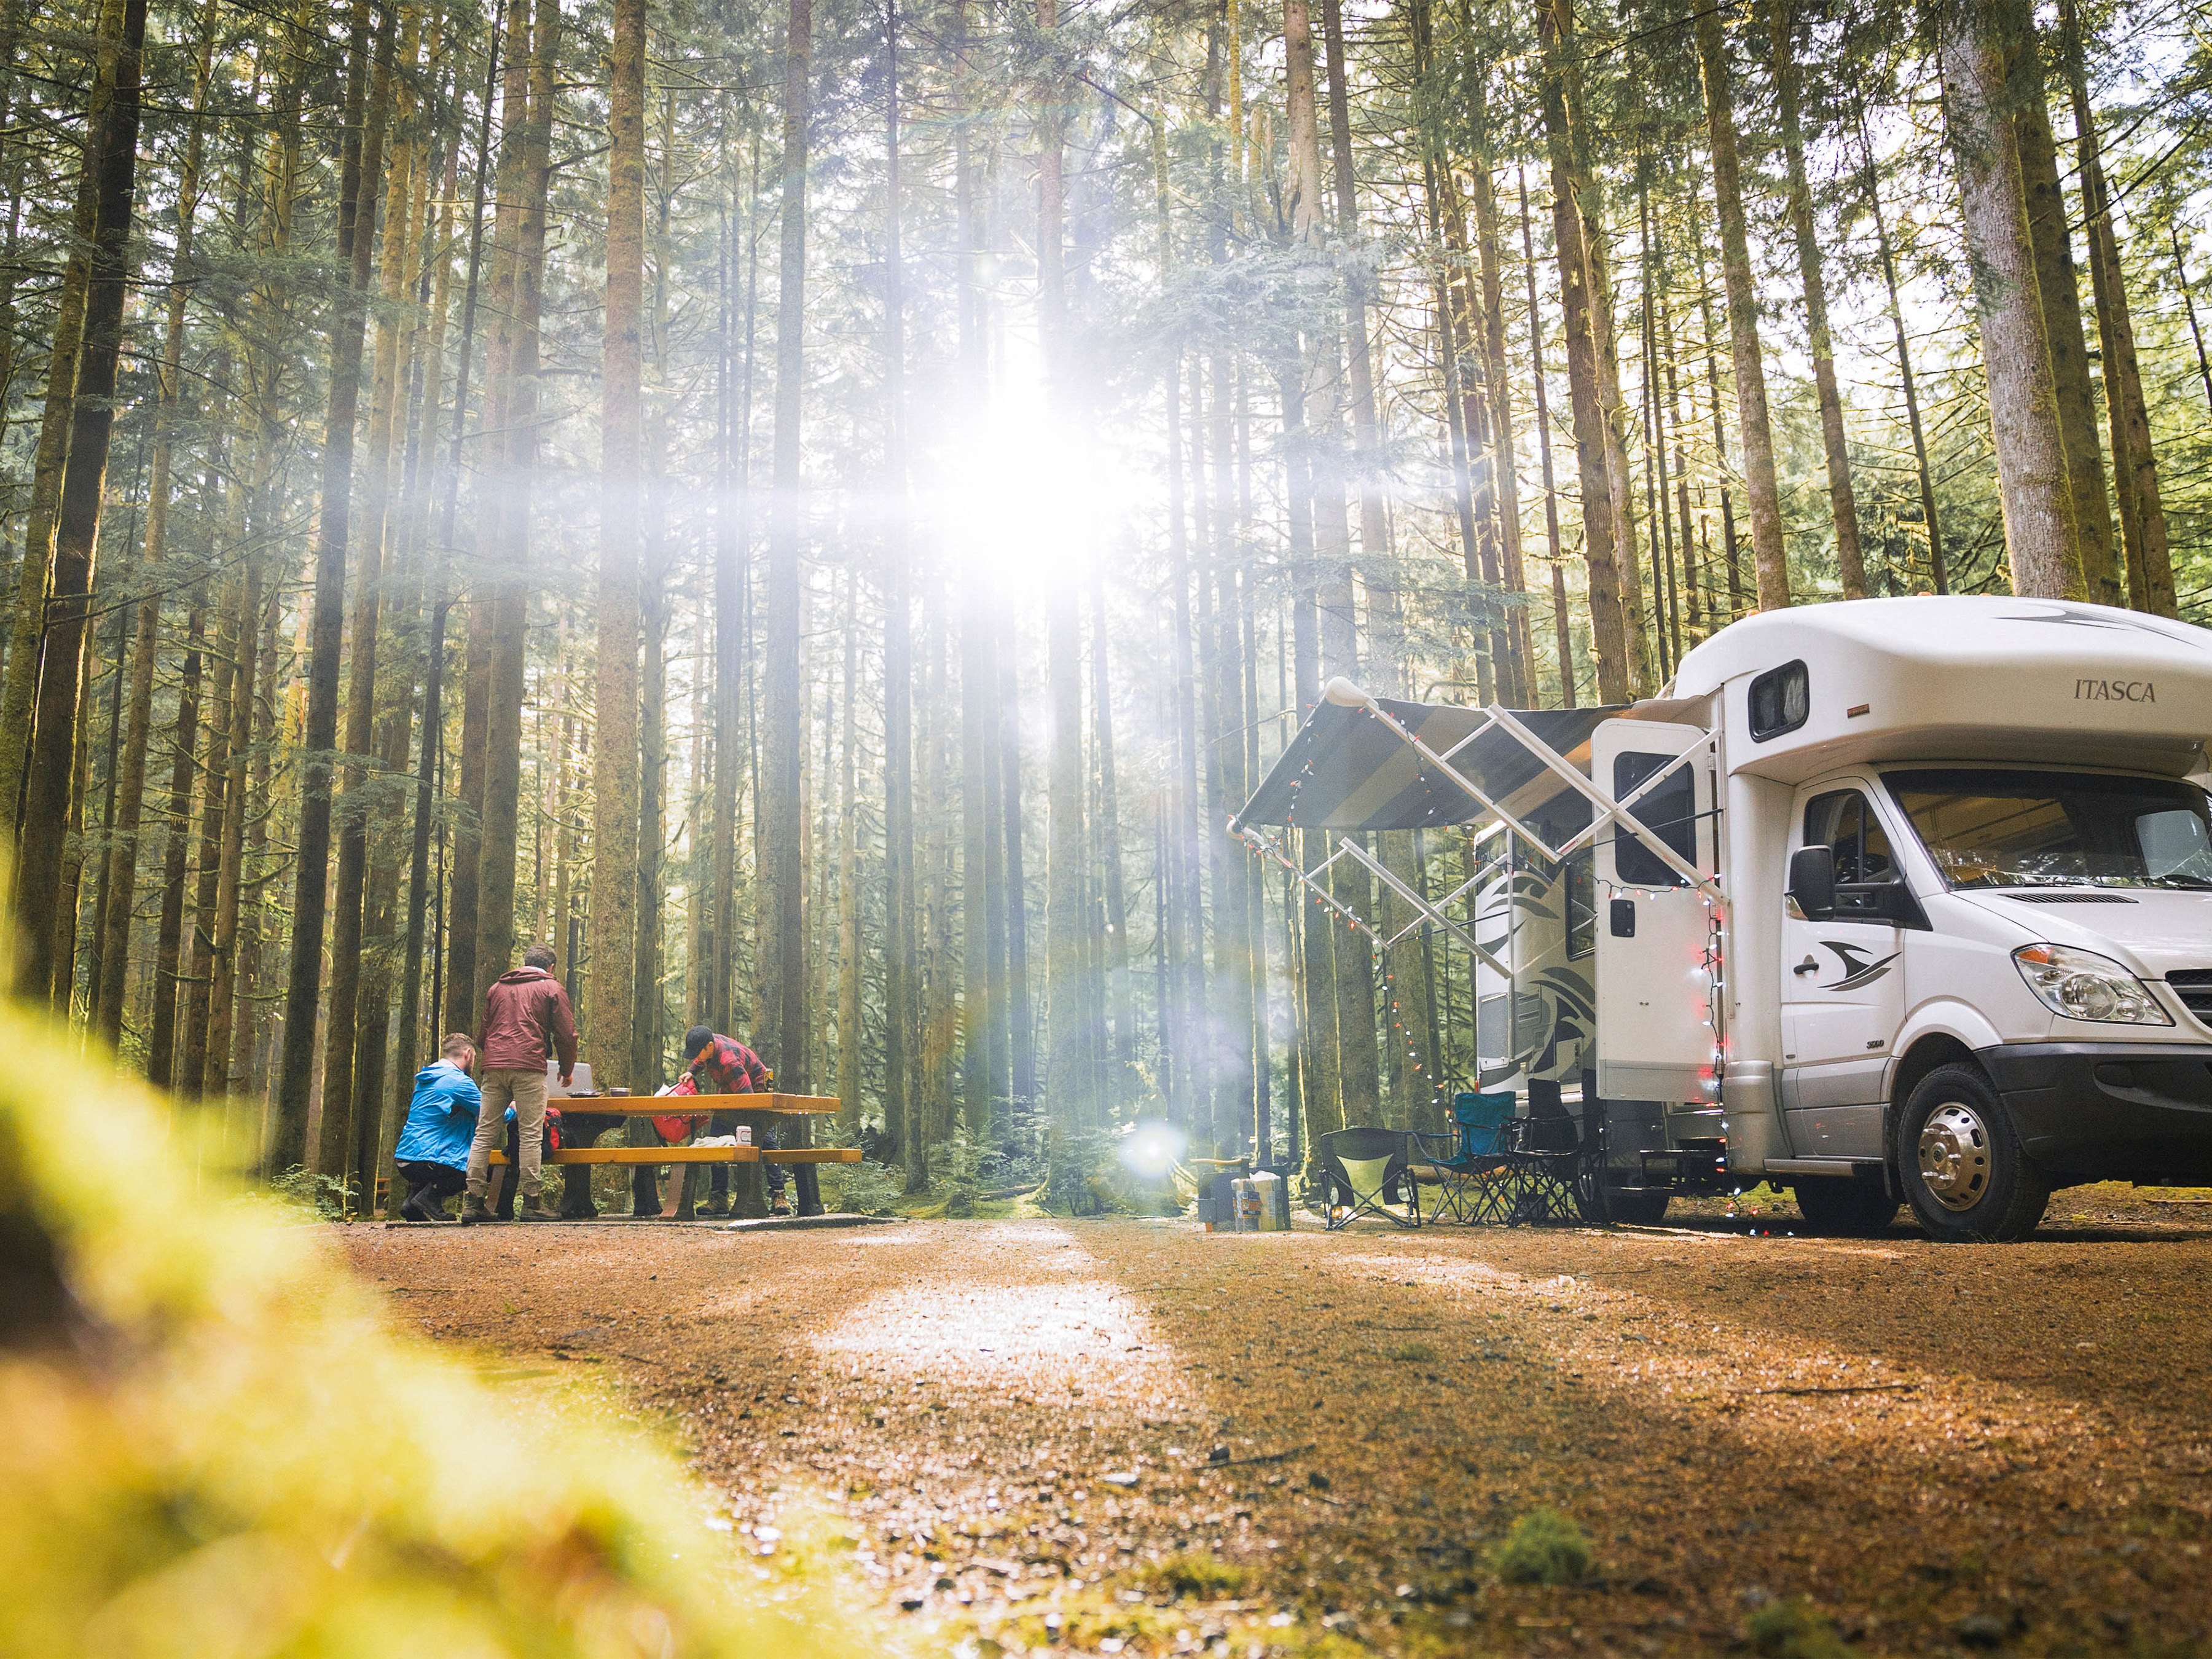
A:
[[682, 1026, 786, 1217]]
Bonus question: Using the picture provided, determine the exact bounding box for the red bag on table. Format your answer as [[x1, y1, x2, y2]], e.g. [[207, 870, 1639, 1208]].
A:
[[652, 1073, 700, 1143]]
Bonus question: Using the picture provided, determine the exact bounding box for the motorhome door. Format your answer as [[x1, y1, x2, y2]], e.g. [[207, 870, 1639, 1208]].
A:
[[1779, 782, 1908, 1158], [1593, 720, 1717, 1104]]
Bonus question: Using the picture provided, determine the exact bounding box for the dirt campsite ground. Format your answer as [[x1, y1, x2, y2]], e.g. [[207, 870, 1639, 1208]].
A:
[[345, 1190, 2212, 1658]]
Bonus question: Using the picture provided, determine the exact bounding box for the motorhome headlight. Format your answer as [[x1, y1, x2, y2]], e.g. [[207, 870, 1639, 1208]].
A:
[[2011, 943, 2173, 1025]]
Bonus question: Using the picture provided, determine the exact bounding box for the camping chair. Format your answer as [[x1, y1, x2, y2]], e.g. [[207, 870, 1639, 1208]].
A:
[[1315, 1126, 1422, 1230], [1498, 1078, 1601, 1226], [1414, 1091, 1518, 1225]]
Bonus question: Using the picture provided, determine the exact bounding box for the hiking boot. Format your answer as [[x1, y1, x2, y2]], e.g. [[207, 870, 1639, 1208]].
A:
[[459, 1195, 493, 1225], [703, 1197, 731, 1218], [517, 1199, 560, 1222], [768, 1196, 793, 1218], [401, 1189, 450, 1223]]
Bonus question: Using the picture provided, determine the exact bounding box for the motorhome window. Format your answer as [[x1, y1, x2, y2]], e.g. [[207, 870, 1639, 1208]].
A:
[[1803, 790, 1897, 912], [1747, 661, 1809, 741], [1886, 768, 2212, 890], [1613, 753, 1696, 887]]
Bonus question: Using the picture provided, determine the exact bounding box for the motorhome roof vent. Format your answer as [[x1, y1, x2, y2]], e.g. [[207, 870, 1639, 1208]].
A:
[[2004, 891, 2139, 904], [1747, 660, 1809, 742]]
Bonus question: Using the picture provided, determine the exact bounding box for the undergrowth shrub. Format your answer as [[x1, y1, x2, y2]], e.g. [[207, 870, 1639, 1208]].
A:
[[1488, 1507, 1594, 1585], [823, 1158, 901, 1217], [0, 916, 855, 1659], [1746, 1596, 1856, 1659]]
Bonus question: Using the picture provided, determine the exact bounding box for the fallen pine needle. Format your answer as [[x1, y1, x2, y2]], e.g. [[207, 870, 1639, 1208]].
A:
[[1739, 1382, 1920, 1398], [1202, 1442, 1317, 1470]]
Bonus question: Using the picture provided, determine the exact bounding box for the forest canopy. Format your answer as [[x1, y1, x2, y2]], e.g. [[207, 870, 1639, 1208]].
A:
[[3, 0, 2207, 1202]]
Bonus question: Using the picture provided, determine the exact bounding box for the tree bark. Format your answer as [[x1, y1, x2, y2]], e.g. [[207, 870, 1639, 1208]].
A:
[[2013, 40, 2117, 605], [2057, 0, 2174, 615], [1932, 0, 2083, 600], [1851, 93, 1947, 595], [882, 0, 921, 1188], [278, 0, 388, 1176], [1696, 2, 1790, 612], [12, 0, 149, 1000], [1767, 0, 1865, 600], [147, 604, 202, 1088], [474, 0, 557, 1029], [91, 0, 218, 1046], [759, 0, 813, 1108], [1534, 0, 1628, 701]]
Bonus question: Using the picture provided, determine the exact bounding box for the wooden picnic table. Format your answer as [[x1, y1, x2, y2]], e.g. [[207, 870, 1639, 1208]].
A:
[[501, 1091, 856, 1219], [553, 1091, 842, 1115]]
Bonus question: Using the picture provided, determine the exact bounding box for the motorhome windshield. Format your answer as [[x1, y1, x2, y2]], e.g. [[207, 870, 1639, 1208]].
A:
[[1885, 768, 2212, 890]]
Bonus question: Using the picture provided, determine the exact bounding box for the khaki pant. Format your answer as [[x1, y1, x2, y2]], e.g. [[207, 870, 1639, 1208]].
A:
[[465, 1068, 548, 1200]]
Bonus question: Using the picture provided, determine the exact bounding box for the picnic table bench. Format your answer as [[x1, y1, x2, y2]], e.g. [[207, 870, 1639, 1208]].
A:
[[488, 1093, 860, 1219]]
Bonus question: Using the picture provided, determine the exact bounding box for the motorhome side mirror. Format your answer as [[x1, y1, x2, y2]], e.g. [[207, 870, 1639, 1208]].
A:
[[1788, 845, 1836, 920]]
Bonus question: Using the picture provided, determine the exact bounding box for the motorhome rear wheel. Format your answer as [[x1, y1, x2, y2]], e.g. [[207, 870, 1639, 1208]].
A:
[[1897, 1065, 2052, 1243]]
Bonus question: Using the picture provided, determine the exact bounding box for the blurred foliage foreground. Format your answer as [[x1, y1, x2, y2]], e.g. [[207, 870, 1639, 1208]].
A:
[[0, 959, 858, 1659]]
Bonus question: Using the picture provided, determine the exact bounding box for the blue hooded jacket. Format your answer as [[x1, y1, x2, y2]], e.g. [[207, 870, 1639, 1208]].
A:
[[394, 1062, 483, 1171]]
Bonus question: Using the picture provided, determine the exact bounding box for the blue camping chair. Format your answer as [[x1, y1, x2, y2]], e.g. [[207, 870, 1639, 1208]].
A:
[[1414, 1091, 1518, 1225]]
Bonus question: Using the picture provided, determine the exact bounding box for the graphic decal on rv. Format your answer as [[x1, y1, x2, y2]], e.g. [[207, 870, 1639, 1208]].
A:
[[2001, 602, 2212, 651], [1820, 939, 1900, 990]]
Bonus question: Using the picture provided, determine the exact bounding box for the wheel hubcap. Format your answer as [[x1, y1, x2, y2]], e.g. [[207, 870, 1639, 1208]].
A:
[[1918, 1102, 1991, 1212]]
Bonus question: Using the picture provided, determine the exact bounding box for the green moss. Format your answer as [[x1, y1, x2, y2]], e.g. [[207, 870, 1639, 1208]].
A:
[[0, 928, 862, 1659], [1136, 1549, 1250, 1599], [1487, 1507, 1594, 1586], [1388, 1341, 1438, 1362], [1746, 1596, 1856, 1659]]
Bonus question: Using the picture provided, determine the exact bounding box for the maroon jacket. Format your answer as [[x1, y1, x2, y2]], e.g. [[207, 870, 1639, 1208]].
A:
[[479, 967, 578, 1073]]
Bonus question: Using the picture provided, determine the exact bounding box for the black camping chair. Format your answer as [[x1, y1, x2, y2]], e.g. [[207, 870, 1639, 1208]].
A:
[[1498, 1077, 1602, 1226], [1315, 1126, 1422, 1230]]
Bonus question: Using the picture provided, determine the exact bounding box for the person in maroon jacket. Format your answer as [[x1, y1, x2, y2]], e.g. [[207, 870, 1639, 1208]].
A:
[[460, 944, 578, 1223]]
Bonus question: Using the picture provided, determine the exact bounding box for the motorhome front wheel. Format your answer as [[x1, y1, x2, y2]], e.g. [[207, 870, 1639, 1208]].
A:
[[1918, 1105, 1992, 1212], [1896, 1065, 2052, 1243]]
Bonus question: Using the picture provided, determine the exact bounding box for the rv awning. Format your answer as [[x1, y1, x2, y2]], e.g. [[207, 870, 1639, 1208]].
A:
[[1231, 688, 1626, 833]]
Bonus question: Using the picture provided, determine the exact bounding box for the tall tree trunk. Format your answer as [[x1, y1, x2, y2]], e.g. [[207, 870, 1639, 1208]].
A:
[[0, 0, 108, 845], [12, 0, 149, 999], [328, 2, 423, 1179], [1320, 0, 1389, 578], [180, 586, 237, 1095], [882, 0, 921, 1188], [1767, 0, 1865, 598], [1088, 576, 1132, 1107], [593, 0, 645, 1088], [1852, 95, 1947, 594], [1534, 0, 1628, 700], [279, 0, 389, 1175], [2014, 41, 2117, 605], [1932, 0, 2082, 600], [1038, 0, 1092, 1145], [957, 4, 997, 1137], [2058, 0, 2173, 615], [759, 0, 814, 1112], [447, 0, 531, 1035], [92, 0, 218, 1046], [474, 0, 557, 1030], [1518, 170, 1575, 706], [148, 605, 203, 1088], [1696, 2, 1790, 612]]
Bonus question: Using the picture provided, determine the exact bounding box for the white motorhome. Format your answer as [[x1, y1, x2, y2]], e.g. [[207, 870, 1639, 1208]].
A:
[[1233, 596, 2212, 1241]]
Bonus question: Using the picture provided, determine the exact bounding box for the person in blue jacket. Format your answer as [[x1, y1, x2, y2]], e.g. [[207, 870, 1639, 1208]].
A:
[[393, 1035, 484, 1223]]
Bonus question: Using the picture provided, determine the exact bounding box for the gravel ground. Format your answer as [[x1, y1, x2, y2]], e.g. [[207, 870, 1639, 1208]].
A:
[[346, 1193, 2212, 1658]]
